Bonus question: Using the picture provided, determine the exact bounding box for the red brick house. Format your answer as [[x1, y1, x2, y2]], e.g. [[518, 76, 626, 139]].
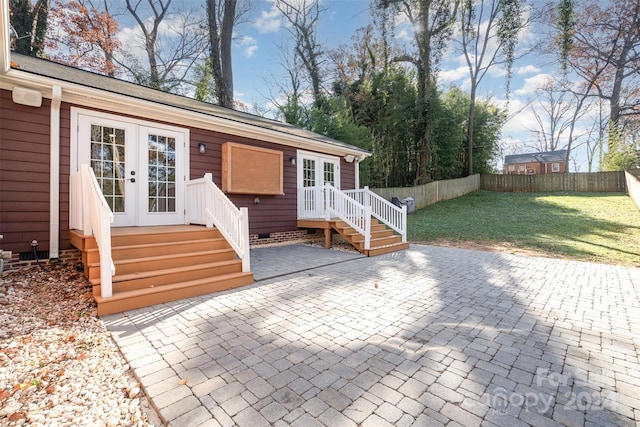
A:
[[503, 150, 568, 175]]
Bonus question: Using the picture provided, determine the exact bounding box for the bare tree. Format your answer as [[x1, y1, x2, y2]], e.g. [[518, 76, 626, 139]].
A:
[[458, 0, 528, 175], [565, 0, 640, 141], [526, 77, 575, 152], [274, 0, 326, 109], [117, 0, 207, 93], [47, 0, 120, 76]]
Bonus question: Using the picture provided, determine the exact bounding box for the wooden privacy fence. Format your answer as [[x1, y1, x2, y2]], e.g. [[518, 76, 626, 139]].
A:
[[480, 172, 627, 193], [372, 174, 480, 210], [625, 169, 640, 210], [371, 171, 633, 212]]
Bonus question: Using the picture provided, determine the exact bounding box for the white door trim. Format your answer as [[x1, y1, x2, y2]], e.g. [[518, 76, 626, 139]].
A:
[[71, 107, 190, 227], [296, 150, 341, 189]]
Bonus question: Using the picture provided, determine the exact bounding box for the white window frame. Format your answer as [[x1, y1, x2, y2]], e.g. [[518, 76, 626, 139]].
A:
[[551, 162, 560, 172], [297, 150, 341, 189]]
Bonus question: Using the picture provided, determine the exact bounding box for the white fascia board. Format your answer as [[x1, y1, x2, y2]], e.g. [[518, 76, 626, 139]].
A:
[[0, 69, 371, 160]]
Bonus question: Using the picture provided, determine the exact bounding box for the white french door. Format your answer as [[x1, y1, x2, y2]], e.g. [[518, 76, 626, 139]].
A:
[[74, 109, 187, 227], [298, 151, 340, 189], [297, 151, 340, 218]]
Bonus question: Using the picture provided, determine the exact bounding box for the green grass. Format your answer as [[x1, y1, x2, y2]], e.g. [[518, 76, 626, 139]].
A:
[[408, 191, 640, 267]]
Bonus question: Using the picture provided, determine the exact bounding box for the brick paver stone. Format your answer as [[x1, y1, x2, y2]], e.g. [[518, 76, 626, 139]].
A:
[[103, 244, 640, 427]]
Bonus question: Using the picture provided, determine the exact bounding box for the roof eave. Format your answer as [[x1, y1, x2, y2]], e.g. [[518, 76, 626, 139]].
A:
[[0, 68, 371, 160]]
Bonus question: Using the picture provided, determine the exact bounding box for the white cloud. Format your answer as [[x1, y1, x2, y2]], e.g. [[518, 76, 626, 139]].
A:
[[514, 73, 553, 96], [438, 66, 469, 85], [236, 36, 258, 58], [254, 4, 282, 33], [515, 64, 540, 75]]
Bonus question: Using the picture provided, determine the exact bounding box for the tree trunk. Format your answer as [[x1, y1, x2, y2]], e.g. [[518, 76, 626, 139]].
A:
[[207, 0, 236, 109]]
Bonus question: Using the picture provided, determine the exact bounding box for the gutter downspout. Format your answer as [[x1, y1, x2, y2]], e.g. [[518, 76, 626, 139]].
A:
[[49, 85, 62, 259]]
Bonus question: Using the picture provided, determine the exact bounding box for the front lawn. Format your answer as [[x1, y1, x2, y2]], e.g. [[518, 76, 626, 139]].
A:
[[408, 191, 640, 267]]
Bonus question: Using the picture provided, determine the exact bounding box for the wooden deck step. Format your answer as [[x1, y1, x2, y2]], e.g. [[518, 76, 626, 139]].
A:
[[70, 225, 254, 316], [323, 218, 408, 257], [86, 238, 230, 263], [366, 242, 411, 257], [87, 248, 237, 280], [94, 272, 254, 316], [91, 259, 243, 291]]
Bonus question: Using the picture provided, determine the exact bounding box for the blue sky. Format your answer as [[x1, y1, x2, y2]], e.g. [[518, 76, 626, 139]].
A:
[[231, 0, 373, 109], [109, 0, 594, 171], [226, 0, 588, 169]]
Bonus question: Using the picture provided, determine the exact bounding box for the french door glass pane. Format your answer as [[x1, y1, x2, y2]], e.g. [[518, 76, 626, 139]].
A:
[[324, 162, 335, 186], [303, 158, 316, 187], [90, 124, 125, 212], [147, 134, 176, 213]]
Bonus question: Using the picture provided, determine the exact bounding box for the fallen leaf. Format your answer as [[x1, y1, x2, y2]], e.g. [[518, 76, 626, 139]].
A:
[[0, 390, 10, 401], [45, 385, 55, 394], [178, 379, 187, 385], [374, 283, 379, 288], [8, 412, 27, 421], [56, 369, 65, 377], [77, 352, 87, 361], [10, 61, 20, 69]]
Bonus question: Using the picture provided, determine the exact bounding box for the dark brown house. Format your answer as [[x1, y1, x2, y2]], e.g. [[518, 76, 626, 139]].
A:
[[0, 24, 408, 314], [503, 150, 568, 175]]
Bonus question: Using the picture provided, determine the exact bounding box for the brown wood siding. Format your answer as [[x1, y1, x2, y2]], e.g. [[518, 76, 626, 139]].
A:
[[0, 92, 362, 250], [340, 159, 356, 189], [0, 89, 51, 254], [59, 104, 71, 251], [190, 128, 298, 235]]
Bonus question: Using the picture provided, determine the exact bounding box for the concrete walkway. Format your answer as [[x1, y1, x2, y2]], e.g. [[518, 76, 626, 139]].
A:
[[103, 244, 640, 427]]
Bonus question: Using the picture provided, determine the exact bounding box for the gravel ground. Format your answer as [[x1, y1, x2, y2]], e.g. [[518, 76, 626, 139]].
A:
[[0, 262, 160, 427]]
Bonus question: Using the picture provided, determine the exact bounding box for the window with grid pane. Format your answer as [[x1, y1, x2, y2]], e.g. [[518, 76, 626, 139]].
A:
[[90, 124, 126, 212], [147, 134, 176, 213]]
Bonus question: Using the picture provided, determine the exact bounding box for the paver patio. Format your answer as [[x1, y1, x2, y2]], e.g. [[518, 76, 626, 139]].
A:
[[103, 244, 640, 426]]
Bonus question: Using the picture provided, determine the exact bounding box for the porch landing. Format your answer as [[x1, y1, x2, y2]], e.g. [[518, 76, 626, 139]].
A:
[[298, 218, 409, 256], [70, 225, 253, 316]]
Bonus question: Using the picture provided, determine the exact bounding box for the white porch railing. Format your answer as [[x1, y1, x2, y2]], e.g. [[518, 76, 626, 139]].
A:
[[343, 186, 407, 243], [297, 186, 326, 219], [186, 173, 250, 272], [298, 184, 407, 250], [324, 184, 372, 250], [70, 164, 115, 298]]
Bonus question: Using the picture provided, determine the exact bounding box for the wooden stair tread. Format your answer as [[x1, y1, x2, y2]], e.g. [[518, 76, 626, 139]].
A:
[[94, 272, 253, 302], [367, 242, 410, 256], [87, 248, 235, 268], [94, 272, 254, 316], [324, 216, 408, 257], [87, 238, 226, 253], [90, 259, 241, 285]]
